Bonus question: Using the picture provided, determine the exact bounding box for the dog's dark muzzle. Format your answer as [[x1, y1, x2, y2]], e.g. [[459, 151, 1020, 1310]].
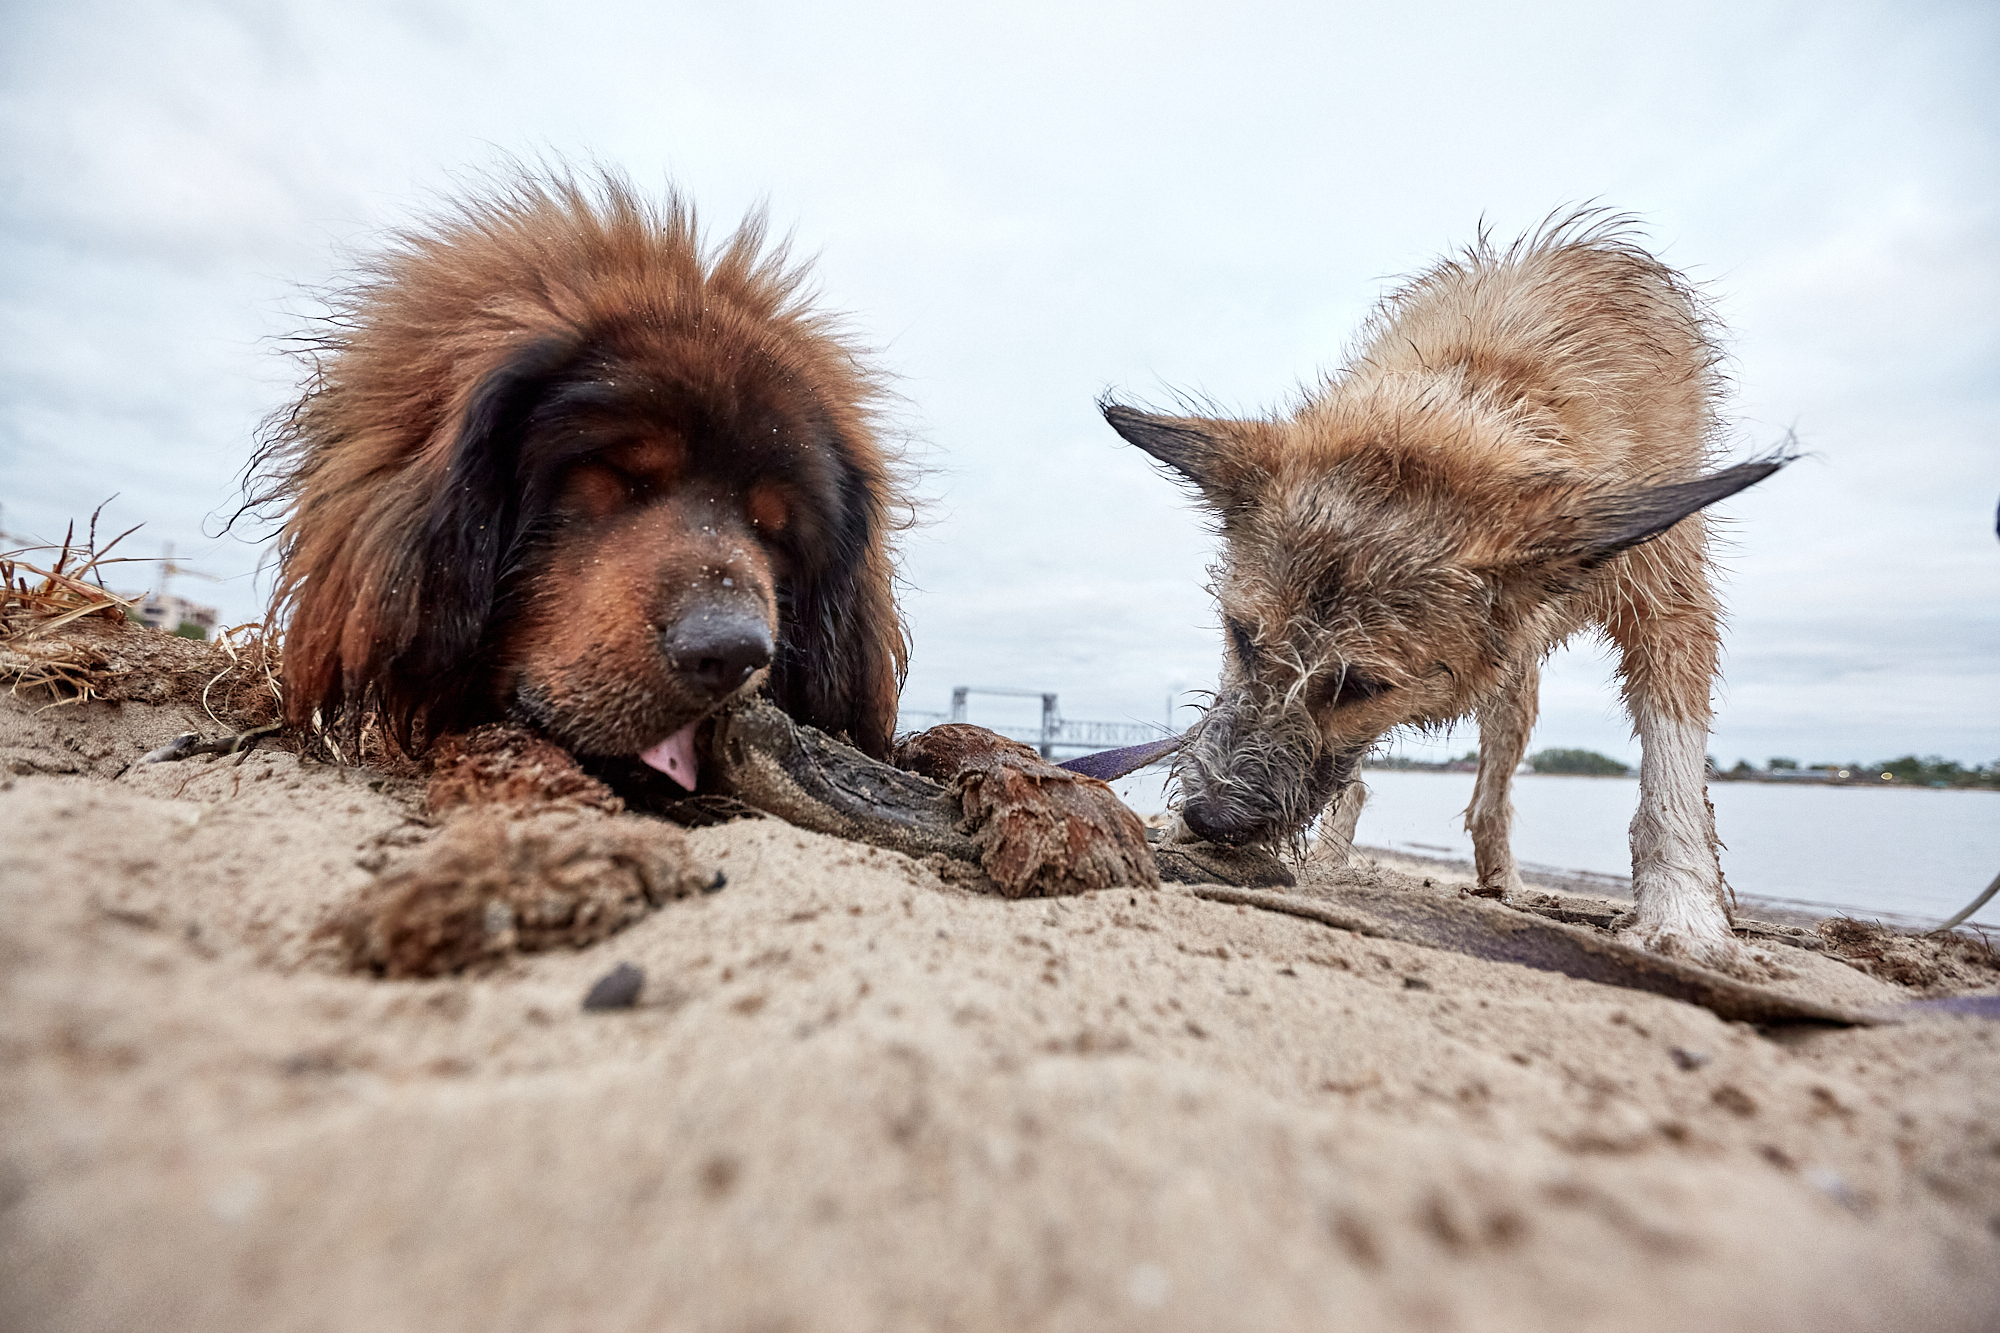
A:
[[1179, 795, 1264, 846], [662, 606, 773, 701], [1179, 744, 1353, 847]]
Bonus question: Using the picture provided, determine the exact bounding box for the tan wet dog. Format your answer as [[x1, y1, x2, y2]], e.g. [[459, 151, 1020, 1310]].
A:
[[1103, 213, 1786, 970]]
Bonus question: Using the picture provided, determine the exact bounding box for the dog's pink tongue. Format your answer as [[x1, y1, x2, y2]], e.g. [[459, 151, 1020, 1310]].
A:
[[638, 722, 700, 792]]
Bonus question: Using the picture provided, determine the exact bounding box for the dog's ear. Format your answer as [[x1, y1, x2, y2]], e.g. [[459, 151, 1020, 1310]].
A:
[[823, 553, 908, 762], [766, 438, 910, 762], [387, 335, 579, 727], [1564, 457, 1790, 567], [1101, 402, 1255, 506], [1482, 456, 1789, 578], [1574, 458, 1789, 563], [775, 542, 909, 764]]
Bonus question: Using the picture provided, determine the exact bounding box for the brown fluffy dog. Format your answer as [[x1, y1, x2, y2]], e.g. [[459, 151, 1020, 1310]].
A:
[[253, 171, 907, 781], [1104, 214, 1785, 969]]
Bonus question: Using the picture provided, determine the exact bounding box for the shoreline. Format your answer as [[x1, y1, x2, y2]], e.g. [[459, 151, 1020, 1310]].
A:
[[1350, 844, 1953, 933], [1362, 765, 2000, 792]]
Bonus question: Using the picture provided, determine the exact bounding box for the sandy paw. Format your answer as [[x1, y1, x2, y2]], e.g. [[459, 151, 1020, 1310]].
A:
[[896, 724, 1158, 897], [1620, 919, 1785, 981], [327, 808, 714, 978]]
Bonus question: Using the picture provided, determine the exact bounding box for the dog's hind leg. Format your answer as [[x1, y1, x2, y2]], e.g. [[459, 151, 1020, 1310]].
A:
[[1467, 663, 1538, 899]]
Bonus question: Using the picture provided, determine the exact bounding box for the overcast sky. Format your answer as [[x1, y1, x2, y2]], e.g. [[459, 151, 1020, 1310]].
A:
[[3, 0, 1995, 768]]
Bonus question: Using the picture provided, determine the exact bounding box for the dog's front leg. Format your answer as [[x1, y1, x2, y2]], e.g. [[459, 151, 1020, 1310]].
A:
[[1310, 779, 1369, 868], [1621, 705, 1743, 968], [1603, 550, 1775, 975], [1467, 664, 1537, 898], [425, 723, 625, 816]]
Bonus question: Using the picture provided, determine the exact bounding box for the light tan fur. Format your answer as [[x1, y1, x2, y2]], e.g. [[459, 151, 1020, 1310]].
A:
[[1104, 213, 1786, 971]]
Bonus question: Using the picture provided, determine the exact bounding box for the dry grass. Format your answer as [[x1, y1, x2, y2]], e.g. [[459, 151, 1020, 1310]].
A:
[[1, 510, 148, 704], [198, 621, 285, 728], [1, 511, 142, 639], [1, 510, 286, 734]]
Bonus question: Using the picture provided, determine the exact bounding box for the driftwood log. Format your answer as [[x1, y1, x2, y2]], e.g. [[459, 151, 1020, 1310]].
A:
[[709, 705, 1162, 898], [1189, 884, 1877, 1027], [706, 702, 1293, 894]]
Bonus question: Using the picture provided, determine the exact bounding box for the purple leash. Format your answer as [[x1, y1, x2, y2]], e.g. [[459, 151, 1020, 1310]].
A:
[[1057, 733, 1183, 781]]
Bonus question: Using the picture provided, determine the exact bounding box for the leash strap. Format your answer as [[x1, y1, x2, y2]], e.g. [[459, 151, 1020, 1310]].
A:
[[1056, 734, 1182, 781]]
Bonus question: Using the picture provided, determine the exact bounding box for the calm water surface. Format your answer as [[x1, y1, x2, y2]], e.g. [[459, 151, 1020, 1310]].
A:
[[1110, 768, 2000, 927]]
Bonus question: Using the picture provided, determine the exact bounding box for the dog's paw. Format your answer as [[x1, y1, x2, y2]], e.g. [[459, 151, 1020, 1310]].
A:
[[326, 809, 714, 977], [426, 724, 624, 816], [899, 724, 1160, 897], [1620, 918, 1783, 980]]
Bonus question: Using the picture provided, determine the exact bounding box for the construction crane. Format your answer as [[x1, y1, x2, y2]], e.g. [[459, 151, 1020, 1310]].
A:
[[154, 542, 223, 600], [134, 542, 225, 638]]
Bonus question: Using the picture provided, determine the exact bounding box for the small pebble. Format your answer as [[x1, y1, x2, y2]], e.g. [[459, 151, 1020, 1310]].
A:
[[1805, 1168, 1870, 1216], [1670, 1046, 1711, 1071], [702, 871, 728, 894], [582, 962, 645, 1011]]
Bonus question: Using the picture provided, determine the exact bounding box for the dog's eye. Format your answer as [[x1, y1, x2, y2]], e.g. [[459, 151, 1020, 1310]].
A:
[[563, 461, 641, 518], [1226, 617, 1260, 669], [747, 482, 791, 535], [600, 462, 647, 497], [1312, 668, 1388, 712]]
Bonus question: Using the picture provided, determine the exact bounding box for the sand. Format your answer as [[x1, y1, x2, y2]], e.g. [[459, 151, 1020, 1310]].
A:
[[4, 670, 2000, 1332]]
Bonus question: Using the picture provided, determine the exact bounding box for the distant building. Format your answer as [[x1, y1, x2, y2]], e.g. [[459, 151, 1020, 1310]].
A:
[[130, 592, 219, 640]]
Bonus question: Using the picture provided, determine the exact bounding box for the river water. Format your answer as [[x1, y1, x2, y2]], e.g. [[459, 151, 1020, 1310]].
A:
[[1109, 768, 2000, 928]]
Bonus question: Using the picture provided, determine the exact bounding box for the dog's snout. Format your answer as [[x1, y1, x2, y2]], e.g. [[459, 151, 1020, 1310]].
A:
[[664, 611, 772, 697], [1180, 797, 1259, 847]]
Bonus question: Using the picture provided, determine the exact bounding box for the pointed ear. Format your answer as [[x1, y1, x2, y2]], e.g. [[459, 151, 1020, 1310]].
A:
[[1478, 455, 1790, 578], [1573, 457, 1789, 566], [1100, 401, 1249, 505]]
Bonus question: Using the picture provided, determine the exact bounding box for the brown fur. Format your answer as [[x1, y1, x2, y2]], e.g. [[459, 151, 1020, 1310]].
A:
[[425, 724, 625, 817], [1104, 212, 1787, 968], [249, 168, 908, 766]]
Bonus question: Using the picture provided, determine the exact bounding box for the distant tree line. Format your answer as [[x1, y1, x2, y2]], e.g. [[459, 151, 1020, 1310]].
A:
[[1716, 755, 2000, 789], [1366, 748, 1631, 775], [1528, 748, 1629, 776], [1366, 749, 2000, 788], [1365, 751, 1480, 773]]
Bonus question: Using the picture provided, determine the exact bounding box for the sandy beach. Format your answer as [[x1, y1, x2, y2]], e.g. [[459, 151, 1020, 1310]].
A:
[[4, 629, 1999, 1332]]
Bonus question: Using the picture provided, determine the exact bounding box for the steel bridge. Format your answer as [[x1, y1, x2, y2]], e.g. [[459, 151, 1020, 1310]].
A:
[[898, 686, 1169, 760]]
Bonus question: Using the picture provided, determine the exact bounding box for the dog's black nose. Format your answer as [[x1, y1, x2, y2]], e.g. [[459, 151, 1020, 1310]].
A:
[[1180, 797, 1260, 847], [664, 612, 772, 698]]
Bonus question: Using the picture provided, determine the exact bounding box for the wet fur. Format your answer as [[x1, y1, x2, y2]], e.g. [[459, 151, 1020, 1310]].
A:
[[1105, 212, 1786, 969], [249, 170, 908, 765]]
